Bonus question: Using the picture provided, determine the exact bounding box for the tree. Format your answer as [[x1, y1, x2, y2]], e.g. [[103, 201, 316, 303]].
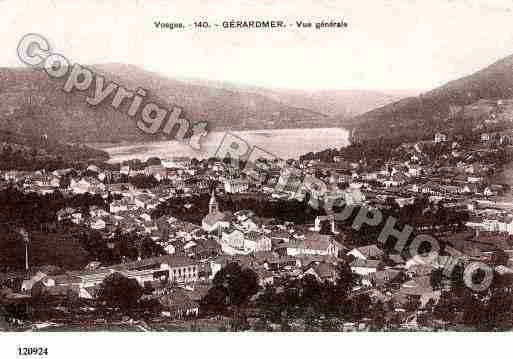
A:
[[300, 275, 323, 312], [430, 268, 444, 290], [461, 292, 485, 328], [59, 175, 71, 189], [201, 286, 228, 314], [140, 236, 166, 258], [433, 291, 456, 323], [139, 297, 163, 319], [320, 317, 338, 331], [253, 317, 273, 331], [146, 157, 162, 166], [303, 306, 318, 331], [256, 284, 280, 322], [350, 293, 372, 322], [319, 220, 333, 235], [203, 262, 259, 314], [491, 248, 509, 267], [230, 309, 250, 331], [335, 261, 355, 299], [98, 273, 143, 313], [280, 312, 292, 332], [405, 296, 421, 313], [370, 300, 386, 330], [482, 273, 513, 330], [0, 305, 9, 331]]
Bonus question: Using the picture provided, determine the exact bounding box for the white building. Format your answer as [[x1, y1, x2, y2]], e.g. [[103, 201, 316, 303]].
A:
[[224, 178, 249, 193], [434, 132, 447, 143]]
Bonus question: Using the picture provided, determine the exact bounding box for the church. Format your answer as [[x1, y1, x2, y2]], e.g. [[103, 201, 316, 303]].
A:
[[202, 189, 231, 233]]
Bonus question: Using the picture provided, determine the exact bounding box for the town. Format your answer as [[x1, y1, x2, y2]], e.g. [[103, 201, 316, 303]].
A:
[[2, 115, 513, 332]]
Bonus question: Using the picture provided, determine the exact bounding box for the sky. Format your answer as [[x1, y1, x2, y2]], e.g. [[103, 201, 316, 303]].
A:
[[2, 0, 513, 91]]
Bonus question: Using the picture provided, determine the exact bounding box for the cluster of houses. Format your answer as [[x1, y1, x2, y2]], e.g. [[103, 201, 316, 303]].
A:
[[4, 126, 513, 328]]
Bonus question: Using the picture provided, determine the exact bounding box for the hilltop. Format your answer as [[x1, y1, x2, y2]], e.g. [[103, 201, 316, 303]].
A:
[[347, 54, 513, 142], [0, 64, 408, 144]]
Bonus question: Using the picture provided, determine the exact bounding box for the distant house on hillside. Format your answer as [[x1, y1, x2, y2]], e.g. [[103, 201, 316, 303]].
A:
[[348, 245, 384, 260], [434, 132, 447, 143]]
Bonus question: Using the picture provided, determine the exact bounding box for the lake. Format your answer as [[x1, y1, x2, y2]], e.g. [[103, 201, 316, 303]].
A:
[[98, 127, 350, 163]]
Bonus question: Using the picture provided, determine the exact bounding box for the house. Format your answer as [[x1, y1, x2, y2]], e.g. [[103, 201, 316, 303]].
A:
[[63, 255, 200, 290], [134, 194, 159, 210], [301, 262, 339, 282], [368, 269, 403, 287], [187, 239, 222, 259], [349, 258, 381, 276], [254, 268, 274, 286], [295, 254, 339, 268], [483, 186, 495, 196], [389, 254, 406, 265], [348, 245, 384, 260], [344, 188, 365, 205], [238, 217, 258, 232], [278, 235, 342, 257], [33, 174, 60, 188], [270, 229, 294, 244], [21, 272, 49, 292], [434, 132, 447, 143], [246, 232, 272, 252], [224, 178, 249, 193], [156, 256, 199, 284], [384, 172, 408, 187], [65, 268, 114, 289], [89, 206, 109, 218], [468, 175, 483, 183], [313, 215, 337, 233], [106, 183, 134, 195], [399, 276, 441, 308], [164, 244, 176, 255], [395, 197, 415, 208], [52, 168, 74, 177], [208, 255, 257, 280], [90, 218, 106, 230], [202, 211, 231, 232], [407, 166, 422, 177], [257, 253, 299, 271], [159, 289, 199, 318], [86, 164, 100, 173], [145, 165, 168, 181], [69, 177, 105, 194], [276, 167, 303, 196], [56, 207, 77, 222], [110, 198, 137, 213], [221, 230, 245, 250]]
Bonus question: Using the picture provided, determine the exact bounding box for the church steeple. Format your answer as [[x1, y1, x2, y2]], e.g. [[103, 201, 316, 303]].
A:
[[209, 188, 218, 214]]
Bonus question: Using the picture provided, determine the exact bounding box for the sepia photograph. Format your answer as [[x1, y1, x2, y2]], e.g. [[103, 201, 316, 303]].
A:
[[1, 0, 513, 357]]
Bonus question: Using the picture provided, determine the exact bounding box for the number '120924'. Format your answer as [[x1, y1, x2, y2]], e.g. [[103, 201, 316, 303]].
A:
[[17, 347, 48, 356]]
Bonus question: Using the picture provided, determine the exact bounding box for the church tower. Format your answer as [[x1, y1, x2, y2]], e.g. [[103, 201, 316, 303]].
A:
[[209, 189, 219, 215]]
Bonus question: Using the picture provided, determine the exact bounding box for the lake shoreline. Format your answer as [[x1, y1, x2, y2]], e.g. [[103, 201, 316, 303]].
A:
[[92, 127, 350, 163], [86, 127, 350, 149]]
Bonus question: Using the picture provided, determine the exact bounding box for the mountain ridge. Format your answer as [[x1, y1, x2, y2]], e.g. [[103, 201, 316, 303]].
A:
[[348, 54, 513, 142], [0, 63, 411, 144]]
